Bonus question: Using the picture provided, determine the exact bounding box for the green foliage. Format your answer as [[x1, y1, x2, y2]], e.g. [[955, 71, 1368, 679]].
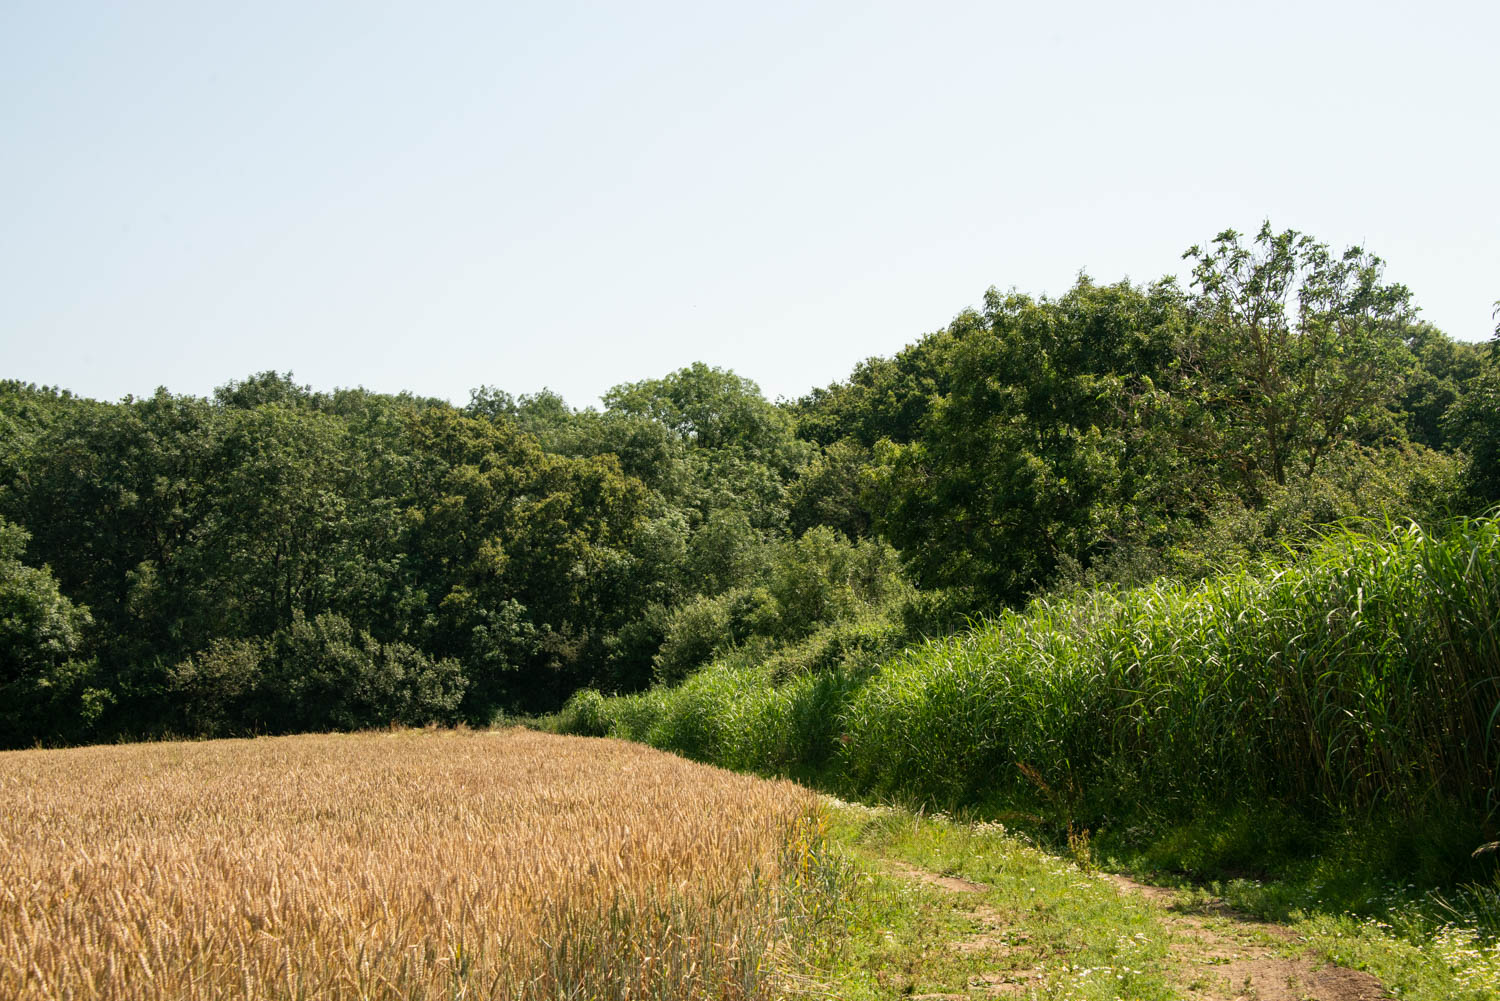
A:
[[792, 329, 961, 449], [2, 223, 1493, 748], [1401, 323, 1489, 450], [0, 382, 654, 738], [604, 362, 802, 465], [604, 363, 813, 541], [1181, 222, 1415, 489], [846, 518, 1500, 820], [400, 405, 649, 706], [588, 662, 860, 779], [786, 439, 875, 539], [1061, 440, 1463, 590], [652, 530, 910, 684], [825, 226, 1487, 606], [1446, 356, 1500, 504], [754, 610, 909, 682], [552, 687, 611, 738], [204, 403, 368, 637], [684, 508, 769, 595], [874, 276, 1183, 601], [266, 610, 464, 732], [653, 592, 737, 685], [766, 528, 906, 638], [560, 518, 1500, 841], [556, 599, 916, 780], [217, 370, 448, 416], [0, 516, 102, 746], [167, 637, 263, 738], [172, 612, 466, 736], [214, 370, 319, 410], [0, 517, 90, 676]]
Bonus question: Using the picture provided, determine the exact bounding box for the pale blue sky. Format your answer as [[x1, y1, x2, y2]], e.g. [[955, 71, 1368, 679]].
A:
[[3, 0, 1496, 407]]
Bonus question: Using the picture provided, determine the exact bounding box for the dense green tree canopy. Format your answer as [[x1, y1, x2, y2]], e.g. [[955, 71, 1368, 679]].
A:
[[0, 225, 1490, 746], [871, 277, 1183, 599]]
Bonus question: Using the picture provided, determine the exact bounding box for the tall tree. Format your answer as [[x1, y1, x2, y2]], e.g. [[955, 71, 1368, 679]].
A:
[[875, 277, 1183, 601], [1181, 223, 1415, 490], [1442, 301, 1500, 503]]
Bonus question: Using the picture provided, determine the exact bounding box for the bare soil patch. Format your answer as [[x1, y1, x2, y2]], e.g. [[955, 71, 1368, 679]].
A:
[[1190, 957, 1388, 1001], [1108, 873, 1389, 1000], [886, 859, 990, 894]]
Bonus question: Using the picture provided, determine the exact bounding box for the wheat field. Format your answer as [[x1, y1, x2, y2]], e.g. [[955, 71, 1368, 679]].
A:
[[0, 728, 820, 1000]]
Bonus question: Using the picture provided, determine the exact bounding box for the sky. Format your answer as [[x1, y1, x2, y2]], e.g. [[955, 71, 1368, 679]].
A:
[[2, 0, 1496, 408]]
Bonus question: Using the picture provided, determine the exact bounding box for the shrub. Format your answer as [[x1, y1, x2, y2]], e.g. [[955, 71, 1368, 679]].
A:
[[169, 637, 264, 737], [258, 613, 467, 731], [653, 593, 735, 685], [170, 613, 468, 736], [554, 688, 611, 737], [0, 516, 102, 747], [766, 528, 906, 638]]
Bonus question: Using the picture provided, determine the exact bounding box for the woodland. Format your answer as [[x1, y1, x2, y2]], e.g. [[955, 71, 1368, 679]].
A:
[[2, 223, 1497, 758]]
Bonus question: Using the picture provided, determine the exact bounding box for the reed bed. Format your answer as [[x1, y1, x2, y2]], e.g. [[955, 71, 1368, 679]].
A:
[[841, 517, 1500, 816], [564, 518, 1500, 824], [0, 728, 820, 1001]]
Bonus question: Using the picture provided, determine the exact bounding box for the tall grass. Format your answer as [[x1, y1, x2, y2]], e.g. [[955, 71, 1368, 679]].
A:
[[844, 518, 1500, 817], [559, 518, 1500, 826]]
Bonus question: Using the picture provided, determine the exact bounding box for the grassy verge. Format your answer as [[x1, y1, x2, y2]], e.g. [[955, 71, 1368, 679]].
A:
[[798, 803, 1180, 1000], [803, 801, 1500, 1000]]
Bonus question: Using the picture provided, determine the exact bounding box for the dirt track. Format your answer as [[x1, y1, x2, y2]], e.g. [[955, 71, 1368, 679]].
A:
[[894, 862, 1389, 1000]]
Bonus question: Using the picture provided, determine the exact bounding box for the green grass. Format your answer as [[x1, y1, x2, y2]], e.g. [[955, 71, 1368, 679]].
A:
[[790, 802, 1181, 1000], [801, 802, 1500, 1000]]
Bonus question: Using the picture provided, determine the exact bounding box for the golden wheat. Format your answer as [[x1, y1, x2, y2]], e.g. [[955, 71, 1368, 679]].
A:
[[0, 728, 818, 1000]]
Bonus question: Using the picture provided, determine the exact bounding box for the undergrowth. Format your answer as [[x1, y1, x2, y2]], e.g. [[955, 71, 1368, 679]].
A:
[[550, 516, 1500, 938]]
